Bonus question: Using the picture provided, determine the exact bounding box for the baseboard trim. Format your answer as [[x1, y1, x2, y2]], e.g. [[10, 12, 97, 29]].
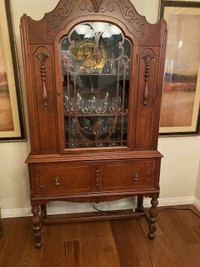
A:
[[194, 197, 200, 211], [1, 208, 32, 219], [1, 196, 195, 219], [144, 196, 194, 207]]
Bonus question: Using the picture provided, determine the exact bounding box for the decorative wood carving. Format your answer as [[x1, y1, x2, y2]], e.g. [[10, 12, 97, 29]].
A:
[[143, 178, 151, 186], [46, 0, 93, 37], [45, 0, 145, 41], [142, 53, 154, 105], [31, 206, 42, 249], [93, 164, 102, 191], [36, 52, 49, 107], [91, 0, 104, 12], [99, 0, 145, 40], [148, 198, 158, 240], [144, 162, 153, 169], [38, 169, 49, 192]]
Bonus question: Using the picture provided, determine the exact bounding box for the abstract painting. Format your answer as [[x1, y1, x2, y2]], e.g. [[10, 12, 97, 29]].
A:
[[0, 0, 25, 141], [160, 1, 200, 135]]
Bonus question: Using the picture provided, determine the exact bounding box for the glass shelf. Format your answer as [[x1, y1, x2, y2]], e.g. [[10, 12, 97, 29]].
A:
[[72, 73, 129, 76], [64, 112, 116, 117]]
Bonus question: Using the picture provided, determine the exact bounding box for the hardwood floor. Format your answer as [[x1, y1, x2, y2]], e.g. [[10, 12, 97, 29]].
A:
[[0, 205, 200, 267]]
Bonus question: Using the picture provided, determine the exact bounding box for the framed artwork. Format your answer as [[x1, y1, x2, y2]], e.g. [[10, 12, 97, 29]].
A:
[[159, 1, 200, 136], [0, 0, 25, 142]]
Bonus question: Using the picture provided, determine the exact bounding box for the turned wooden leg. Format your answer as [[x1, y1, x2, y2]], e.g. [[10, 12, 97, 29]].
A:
[[136, 196, 144, 212], [31, 206, 42, 249], [148, 198, 158, 240], [41, 204, 47, 219]]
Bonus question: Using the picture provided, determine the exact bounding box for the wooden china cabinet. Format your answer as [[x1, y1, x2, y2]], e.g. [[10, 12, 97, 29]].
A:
[[20, 0, 167, 248]]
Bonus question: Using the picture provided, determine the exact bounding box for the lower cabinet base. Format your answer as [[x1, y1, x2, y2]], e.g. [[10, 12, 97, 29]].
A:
[[31, 195, 159, 249]]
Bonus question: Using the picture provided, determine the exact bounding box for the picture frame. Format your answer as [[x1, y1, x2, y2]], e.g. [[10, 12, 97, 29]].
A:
[[159, 0, 200, 136], [0, 0, 25, 142]]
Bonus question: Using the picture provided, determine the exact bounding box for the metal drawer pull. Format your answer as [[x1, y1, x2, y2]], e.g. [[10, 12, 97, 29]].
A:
[[133, 173, 139, 181], [54, 177, 60, 186]]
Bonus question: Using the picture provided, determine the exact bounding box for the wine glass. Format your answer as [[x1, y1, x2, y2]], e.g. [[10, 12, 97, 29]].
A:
[[82, 98, 89, 114], [117, 96, 122, 111], [64, 95, 69, 112], [96, 99, 106, 114], [90, 96, 96, 113], [70, 97, 75, 113], [103, 92, 109, 113]]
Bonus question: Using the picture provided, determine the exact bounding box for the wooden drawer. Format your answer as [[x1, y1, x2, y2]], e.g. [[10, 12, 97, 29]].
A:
[[35, 162, 94, 195], [101, 160, 157, 191]]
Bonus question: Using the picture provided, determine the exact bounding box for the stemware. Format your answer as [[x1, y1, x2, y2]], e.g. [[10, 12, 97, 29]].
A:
[[64, 95, 69, 111], [82, 98, 89, 114], [103, 92, 109, 112], [69, 97, 75, 113]]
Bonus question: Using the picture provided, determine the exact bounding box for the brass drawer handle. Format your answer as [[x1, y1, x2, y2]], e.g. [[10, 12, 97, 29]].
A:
[[54, 177, 60, 186], [133, 173, 139, 181]]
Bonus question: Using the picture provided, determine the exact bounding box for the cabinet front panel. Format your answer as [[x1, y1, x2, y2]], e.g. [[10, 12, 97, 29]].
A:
[[32, 45, 57, 153], [134, 47, 159, 149], [35, 163, 94, 195], [101, 159, 157, 191]]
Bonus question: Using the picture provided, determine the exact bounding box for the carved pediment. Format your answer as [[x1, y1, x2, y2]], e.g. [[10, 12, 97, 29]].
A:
[[90, 0, 104, 12], [23, 0, 167, 45]]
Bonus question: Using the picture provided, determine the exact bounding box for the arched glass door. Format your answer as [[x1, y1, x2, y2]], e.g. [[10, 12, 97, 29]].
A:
[[61, 22, 132, 148]]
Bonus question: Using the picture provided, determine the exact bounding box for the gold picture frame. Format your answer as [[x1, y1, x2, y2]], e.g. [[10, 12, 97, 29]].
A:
[[159, 0, 200, 136], [0, 0, 25, 142]]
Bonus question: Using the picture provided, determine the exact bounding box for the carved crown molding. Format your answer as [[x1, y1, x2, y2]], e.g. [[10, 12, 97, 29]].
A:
[[90, 0, 104, 12], [45, 0, 145, 41]]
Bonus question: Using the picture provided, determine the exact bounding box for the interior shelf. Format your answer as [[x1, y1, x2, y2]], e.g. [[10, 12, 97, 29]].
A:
[[64, 112, 117, 117]]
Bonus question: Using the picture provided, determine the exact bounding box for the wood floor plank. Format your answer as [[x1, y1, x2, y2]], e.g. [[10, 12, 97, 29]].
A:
[[0, 205, 200, 267], [79, 221, 118, 267], [158, 210, 199, 267], [19, 219, 42, 267], [64, 240, 80, 267], [61, 223, 79, 241], [40, 224, 64, 267], [192, 225, 200, 240], [160, 210, 199, 244], [187, 243, 200, 266], [0, 218, 31, 267], [139, 217, 182, 267], [111, 219, 142, 266], [0, 218, 18, 266], [138, 259, 154, 267], [99, 254, 120, 267], [175, 208, 200, 227]]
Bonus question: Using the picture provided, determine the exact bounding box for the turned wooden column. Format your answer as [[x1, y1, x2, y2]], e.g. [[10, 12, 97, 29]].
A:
[[136, 196, 144, 212], [148, 198, 158, 240], [31, 206, 42, 249]]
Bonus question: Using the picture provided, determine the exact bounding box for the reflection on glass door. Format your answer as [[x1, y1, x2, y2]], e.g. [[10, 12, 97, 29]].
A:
[[61, 22, 132, 148]]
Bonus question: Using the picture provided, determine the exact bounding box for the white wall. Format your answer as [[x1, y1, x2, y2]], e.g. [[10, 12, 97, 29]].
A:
[[195, 161, 200, 209], [0, 0, 200, 218]]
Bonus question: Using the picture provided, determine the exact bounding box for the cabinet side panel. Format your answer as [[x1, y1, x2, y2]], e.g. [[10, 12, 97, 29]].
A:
[[20, 17, 39, 152], [134, 47, 160, 149], [31, 45, 58, 153], [152, 29, 168, 147]]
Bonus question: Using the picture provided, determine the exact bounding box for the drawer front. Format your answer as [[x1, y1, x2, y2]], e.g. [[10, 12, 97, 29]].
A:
[[35, 163, 94, 195], [101, 160, 157, 191]]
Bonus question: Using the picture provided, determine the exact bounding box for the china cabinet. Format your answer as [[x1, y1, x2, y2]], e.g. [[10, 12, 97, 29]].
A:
[[20, 0, 167, 248]]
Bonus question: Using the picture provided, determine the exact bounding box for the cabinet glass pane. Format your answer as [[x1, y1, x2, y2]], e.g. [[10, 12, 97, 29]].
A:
[[61, 22, 132, 148]]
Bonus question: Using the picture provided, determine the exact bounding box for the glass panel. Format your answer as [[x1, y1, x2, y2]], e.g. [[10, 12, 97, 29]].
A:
[[61, 22, 132, 148]]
